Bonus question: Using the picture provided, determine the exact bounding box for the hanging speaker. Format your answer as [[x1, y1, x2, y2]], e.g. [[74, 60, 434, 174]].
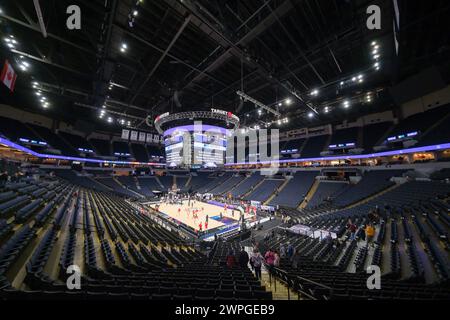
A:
[[174, 90, 182, 108], [145, 115, 153, 127]]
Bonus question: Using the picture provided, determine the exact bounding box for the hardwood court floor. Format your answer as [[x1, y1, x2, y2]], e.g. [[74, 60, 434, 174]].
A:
[[149, 200, 254, 231]]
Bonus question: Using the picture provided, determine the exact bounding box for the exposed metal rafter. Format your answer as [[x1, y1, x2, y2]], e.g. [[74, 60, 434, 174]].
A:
[[32, 0, 47, 38], [129, 14, 192, 105], [236, 91, 280, 117]]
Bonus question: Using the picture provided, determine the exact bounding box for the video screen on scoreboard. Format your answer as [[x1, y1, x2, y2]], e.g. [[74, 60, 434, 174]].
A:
[[164, 125, 227, 167], [164, 129, 188, 166]]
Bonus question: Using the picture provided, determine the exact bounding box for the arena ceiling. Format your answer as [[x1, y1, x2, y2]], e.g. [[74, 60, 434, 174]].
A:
[[0, 0, 449, 134]]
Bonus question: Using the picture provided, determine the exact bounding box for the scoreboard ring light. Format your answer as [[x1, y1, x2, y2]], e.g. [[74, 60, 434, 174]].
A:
[[153, 110, 240, 134]]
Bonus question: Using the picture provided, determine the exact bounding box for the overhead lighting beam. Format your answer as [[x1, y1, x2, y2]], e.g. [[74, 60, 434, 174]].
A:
[[10, 49, 90, 76], [74, 102, 143, 120], [236, 91, 280, 116], [32, 0, 47, 38], [0, 12, 95, 55]]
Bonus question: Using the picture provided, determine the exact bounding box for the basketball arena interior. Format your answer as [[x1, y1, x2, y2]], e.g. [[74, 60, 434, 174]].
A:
[[0, 0, 449, 304]]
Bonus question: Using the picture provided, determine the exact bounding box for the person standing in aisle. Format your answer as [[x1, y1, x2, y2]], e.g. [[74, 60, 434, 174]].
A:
[[250, 249, 264, 280]]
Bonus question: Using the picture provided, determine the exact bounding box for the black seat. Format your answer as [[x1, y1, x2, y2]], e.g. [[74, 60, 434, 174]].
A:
[[151, 293, 171, 300]]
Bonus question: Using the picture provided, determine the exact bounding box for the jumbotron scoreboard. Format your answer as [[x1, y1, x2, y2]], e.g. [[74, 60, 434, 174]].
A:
[[164, 125, 229, 167]]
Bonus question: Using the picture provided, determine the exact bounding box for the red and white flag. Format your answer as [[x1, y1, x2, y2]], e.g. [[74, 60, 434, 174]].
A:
[[0, 60, 17, 92]]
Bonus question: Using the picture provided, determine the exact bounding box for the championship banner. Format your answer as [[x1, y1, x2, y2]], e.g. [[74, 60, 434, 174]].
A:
[[130, 131, 138, 141], [121, 129, 130, 140], [138, 132, 146, 142], [146, 133, 153, 143]]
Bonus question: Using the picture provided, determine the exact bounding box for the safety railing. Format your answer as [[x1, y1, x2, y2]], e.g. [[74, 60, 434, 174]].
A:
[[266, 267, 333, 300]]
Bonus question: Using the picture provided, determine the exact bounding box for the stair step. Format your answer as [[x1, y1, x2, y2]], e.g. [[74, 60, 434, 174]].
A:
[[299, 179, 320, 209]]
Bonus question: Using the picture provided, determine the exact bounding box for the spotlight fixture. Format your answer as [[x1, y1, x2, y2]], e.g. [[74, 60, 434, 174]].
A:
[[107, 117, 113, 123], [374, 62, 380, 71], [133, 10, 138, 16], [310, 89, 319, 96], [120, 43, 128, 53], [19, 60, 30, 71], [285, 98, 292, 105], [308, 112, 314, 118], [343, 100, 350, 108]]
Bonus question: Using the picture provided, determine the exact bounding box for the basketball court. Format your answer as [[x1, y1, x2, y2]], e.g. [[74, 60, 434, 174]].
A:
[[148, 199, 255, 232]]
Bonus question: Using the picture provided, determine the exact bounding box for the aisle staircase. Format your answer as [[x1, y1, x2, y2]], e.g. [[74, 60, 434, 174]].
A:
[[345, 182, 401, 209], [184, 176, 192, 189], [227, 175, 247, 195], [155, 176, 165, 189], [113, 176, 144, 198], [299, 179, 320, 209], [86, 175, 113, 191], [264, 178, 290, 205], [260, 271, 299, 300], [242, 178, 266, 198]]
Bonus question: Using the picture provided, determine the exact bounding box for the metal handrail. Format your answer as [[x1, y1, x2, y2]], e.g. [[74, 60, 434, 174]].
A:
[[271, 267, 333, 300]]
